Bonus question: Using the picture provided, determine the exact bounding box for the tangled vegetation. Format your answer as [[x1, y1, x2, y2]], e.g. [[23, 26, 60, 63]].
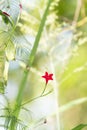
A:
[[0, 0, 87, 130]]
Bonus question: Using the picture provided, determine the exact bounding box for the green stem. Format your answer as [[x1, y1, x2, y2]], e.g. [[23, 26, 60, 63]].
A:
[[21, 89, 53, 106], [40, 83, 47, 96], [28, 0, 52, 66], [9, 0, 52, 129], [50, 57, 61, 130]]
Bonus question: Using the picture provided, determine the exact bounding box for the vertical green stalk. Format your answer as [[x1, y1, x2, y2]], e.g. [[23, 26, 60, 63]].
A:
[[50, 57, 61, 130], [28, 0, 52, 66], [9, 0, 52, 129]]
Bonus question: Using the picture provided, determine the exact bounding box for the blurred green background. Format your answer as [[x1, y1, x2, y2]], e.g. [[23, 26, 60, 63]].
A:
[[0, 0, 87, 130]]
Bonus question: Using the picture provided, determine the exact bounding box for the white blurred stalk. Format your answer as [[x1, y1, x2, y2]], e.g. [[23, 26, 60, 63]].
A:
[[72, 0, 82, 28], [50, 57, 60, 130]]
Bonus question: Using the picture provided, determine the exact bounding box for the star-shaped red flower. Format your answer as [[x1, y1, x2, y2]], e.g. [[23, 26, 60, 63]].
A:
[[42, 72, 53, 85]]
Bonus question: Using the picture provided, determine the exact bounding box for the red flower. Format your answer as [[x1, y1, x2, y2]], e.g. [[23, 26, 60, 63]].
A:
[[42, 72, 53, 85], [2, 12, 10, 17]]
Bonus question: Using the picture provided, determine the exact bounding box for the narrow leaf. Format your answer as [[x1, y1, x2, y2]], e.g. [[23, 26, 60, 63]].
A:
[[72, 124, 87, 130], [60, 97, 87, 112]]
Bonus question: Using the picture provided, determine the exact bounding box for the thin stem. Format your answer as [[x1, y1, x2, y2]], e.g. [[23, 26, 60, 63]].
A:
[[50, 57, 60, 130], [11, 90, 53, 116], [81, 0, 86, 17], [21, 89, 53, 106], [72, 0, 82, 27], [41, 83, 47, 96], [9, 70, 29, 130], [28, 0, 53, 66], [9, 0, 53, 129]]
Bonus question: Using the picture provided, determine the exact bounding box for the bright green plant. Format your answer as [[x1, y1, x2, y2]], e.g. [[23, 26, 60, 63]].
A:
[[0, 0, 87, 130]]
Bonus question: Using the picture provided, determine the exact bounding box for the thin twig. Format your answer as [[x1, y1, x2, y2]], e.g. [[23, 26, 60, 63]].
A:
[[21, 89, 53, 106], [81, 0, 86, 18], [40, 83, 47, 96], [72, 0, 82, 27]]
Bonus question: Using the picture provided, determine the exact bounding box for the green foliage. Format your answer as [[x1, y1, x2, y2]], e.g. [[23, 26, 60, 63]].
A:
[[58, 0, 76, 20], [72, 124, 87, 130], [0, 0, 32, 93], [0, 0, 21, 93], [0, 0, 87, 130], [0, 10, 10, 24], [8, 1, 53, 130]]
